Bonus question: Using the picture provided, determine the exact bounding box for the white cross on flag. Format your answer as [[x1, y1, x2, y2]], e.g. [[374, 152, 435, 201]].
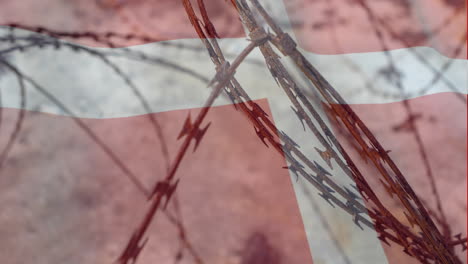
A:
[[0, 0, 465, 263]]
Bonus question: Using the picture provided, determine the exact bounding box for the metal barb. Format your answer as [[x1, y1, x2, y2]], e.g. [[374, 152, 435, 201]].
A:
[[177, 113, 212, 152], [116, 233, 149, 264], [290, 106, 306, 131], [314, 147, 333, 169]]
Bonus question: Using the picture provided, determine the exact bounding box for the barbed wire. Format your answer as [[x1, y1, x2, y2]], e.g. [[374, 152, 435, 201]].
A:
[[0, 0, 464, 263]]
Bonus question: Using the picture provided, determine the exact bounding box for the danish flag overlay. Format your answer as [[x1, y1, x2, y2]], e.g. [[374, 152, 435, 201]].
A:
[[0, 0, 466, 264]]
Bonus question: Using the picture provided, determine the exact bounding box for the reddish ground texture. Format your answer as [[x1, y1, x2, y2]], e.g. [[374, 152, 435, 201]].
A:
[[0, 99, 313, 264]]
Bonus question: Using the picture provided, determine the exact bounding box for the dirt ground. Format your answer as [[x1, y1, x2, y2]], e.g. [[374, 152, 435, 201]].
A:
[[0, 0, 465, 263]]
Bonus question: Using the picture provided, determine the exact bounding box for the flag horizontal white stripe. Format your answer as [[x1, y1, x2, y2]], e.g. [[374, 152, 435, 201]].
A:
[[0, 32, 465, 119]]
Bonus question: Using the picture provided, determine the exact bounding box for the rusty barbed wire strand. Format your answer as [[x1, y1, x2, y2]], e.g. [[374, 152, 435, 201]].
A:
[[352, 2, 463, 255], [238, 1, 442, 262], [180, 2, 385, 240], [243, 0, 464, 263], [115, 39, 258, 264]]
